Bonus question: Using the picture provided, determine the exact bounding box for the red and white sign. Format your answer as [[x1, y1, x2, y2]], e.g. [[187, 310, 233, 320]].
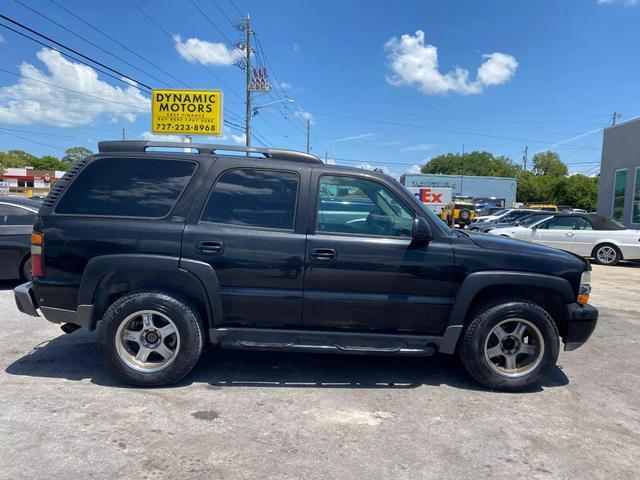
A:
[[406, 187, 453, 214]]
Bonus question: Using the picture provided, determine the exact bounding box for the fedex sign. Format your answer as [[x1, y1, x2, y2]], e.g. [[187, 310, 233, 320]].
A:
[[405, 187, 453, 214]]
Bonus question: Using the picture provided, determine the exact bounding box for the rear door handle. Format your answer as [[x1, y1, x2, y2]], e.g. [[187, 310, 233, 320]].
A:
[[310, 248, 337, 262], [196, 241, 224, 255]]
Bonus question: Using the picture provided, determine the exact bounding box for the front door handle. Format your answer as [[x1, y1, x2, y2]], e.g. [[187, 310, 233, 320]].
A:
[[566, 232, 575, 237], [196, 240, 224, 255], [310, 248, 337, 262]]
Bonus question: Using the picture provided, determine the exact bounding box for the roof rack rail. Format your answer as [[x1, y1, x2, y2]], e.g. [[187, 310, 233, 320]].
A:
[[98, 140, 324, 165]]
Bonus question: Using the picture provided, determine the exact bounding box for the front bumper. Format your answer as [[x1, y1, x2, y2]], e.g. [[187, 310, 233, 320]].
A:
[[564, 303, 598, 351], [14, 281, 94, 329]]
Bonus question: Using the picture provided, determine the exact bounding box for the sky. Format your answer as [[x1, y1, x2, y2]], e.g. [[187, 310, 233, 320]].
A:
[[1, 0, 640, 179]]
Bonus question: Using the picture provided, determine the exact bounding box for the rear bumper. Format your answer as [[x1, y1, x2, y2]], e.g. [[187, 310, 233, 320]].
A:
[[14, 281, 94, 329], [14, 282, 40, 317], [564, 303, 598, 351]]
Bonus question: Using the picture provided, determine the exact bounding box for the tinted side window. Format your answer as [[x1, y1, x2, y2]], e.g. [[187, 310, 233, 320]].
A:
[[55, 158, 196, 217], [316, 175, 414, 238], [202, 169, 298, 230], [542, 216, 584, 230]]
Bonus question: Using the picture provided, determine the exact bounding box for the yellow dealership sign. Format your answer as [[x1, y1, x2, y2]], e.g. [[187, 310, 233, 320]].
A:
[[151, 89, 222, 136]]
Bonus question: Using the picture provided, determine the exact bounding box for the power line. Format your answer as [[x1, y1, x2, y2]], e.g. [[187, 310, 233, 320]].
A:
[[0, 22, 152, 94], [46, 0, 189, 88], [9, 2, 160, 89], [188, 0, 237, 48], [228, 0, 244, 18], [0, 67, 149, 110], [0, 128, 67, 151], [210, 0, 237, 28], [128, 0, 244, 103]]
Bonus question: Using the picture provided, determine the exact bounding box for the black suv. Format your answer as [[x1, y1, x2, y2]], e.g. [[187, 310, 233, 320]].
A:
[[14, 141, 598, 391]]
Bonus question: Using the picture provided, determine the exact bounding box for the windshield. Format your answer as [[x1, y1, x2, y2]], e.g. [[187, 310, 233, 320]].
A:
[[518, 214, 553, 227], [489, 209, 507, 217]]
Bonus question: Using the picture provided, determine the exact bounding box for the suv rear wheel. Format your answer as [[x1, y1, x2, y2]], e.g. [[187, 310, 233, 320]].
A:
[[459, 299, 560, 391], [98, 292, 204, 387]]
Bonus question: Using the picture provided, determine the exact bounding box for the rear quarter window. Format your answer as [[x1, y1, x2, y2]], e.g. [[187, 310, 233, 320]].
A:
[[55, 157, 197, 218]]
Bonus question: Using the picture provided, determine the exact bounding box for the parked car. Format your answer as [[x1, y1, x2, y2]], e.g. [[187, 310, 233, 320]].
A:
[[0, 197, 41, 280], [487, 212, 557, 233], [473, 208, 514, 224], [15, 141, 597, 391], [439, 201, 476, 227], [468, 209, 538, 232], [490, 214, 640, 265]]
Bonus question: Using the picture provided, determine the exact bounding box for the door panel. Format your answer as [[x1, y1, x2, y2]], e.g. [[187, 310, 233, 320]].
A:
[[303, 234, 454, 333], [303, 173, 455, 334], [181, 160, 310, 328], [182, 224, 305, 327]]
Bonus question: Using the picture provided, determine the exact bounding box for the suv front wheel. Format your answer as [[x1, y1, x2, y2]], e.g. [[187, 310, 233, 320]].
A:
[[459, 299, 560, 391], [98, 292, 204, 387]]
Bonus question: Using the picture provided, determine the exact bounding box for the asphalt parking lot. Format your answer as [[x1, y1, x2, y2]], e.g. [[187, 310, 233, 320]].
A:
[[0, 263, 638, 479]]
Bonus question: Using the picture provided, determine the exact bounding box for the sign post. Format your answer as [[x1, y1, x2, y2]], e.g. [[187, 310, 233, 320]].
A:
[[151, 90, 223, 136]]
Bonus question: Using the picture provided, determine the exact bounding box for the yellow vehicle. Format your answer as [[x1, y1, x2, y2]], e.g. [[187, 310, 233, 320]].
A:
[[439, 201, 476, 227], [526, 203, 559, 212]]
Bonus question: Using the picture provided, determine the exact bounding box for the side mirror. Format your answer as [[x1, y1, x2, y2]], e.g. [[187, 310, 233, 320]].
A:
[[412, 217, 433, 244]]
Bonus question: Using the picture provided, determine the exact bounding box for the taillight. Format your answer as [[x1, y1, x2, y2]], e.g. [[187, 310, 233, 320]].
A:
[[31, 232, 43, 277]]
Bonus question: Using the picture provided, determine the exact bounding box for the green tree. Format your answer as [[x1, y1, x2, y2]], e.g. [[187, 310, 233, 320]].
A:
[[2, 149, 38, 167], [532, 151, 568, 178], [555, 174, 599, 211], [421, 151, 521, 178], [62, 146, 93, 167], [29, 155, 67, 170]]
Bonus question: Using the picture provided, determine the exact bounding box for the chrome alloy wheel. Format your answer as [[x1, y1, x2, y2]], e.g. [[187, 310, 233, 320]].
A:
[[596, 246, 617, 265], [115, 310, 180, 373], [484, 318, 544, 378]]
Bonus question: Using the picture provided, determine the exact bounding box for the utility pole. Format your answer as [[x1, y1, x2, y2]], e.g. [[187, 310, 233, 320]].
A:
[[306, 119, 311, 154], [611, 112, 621, 126], [325, 151, 328, 164], [244, 14, 251, 155], [522, 145, 528, 171], [121, 127, 125, 141]]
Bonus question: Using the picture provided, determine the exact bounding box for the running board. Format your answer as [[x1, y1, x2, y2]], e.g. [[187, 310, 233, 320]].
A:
[[208, 327, 445, 356]]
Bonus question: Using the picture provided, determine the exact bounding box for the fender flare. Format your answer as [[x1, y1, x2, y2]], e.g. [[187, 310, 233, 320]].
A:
[[439, 270, 575, 354], [78, 254, 222, 329]]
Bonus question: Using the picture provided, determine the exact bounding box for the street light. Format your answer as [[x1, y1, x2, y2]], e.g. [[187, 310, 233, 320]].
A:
[[252, 98, 294, 116]]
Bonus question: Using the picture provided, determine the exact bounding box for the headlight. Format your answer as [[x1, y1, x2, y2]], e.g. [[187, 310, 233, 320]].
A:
[[578, 270, 591, 305]]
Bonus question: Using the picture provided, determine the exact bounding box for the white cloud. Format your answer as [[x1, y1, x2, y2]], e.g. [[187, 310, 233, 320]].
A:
[[384, 30, 518, 95], [477, 53, 519, 86], [139, 126, 245, 146], [378, 140, 404, 146], [598, 0, 640, 4], [140, 132, 182, 142], [293, 42, 300, 52], [0, 34, 6, 44], [406, 164, 422, 174], [0, 48, 149, 127], [173, 35, 243, 66], [331, 133, 376, 143], [294, 109, 314, 123], [358, 163, 390, 175], [401, 143, 435, 152]]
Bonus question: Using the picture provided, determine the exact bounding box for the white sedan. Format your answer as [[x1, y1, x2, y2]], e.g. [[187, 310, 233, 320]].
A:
[[489, 214, 640, 266]]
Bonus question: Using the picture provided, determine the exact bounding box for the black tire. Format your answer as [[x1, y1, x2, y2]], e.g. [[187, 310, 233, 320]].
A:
[[592, 243, 621, 266], [459, 209, 471, 221], [98, 292, 204, 387], [21, 256, 32, 281], [459, 298, 560, 392]]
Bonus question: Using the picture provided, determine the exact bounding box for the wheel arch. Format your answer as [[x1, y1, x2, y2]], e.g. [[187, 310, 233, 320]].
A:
[[79, 254, 222, 331], [441, 271, 574, 353]]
